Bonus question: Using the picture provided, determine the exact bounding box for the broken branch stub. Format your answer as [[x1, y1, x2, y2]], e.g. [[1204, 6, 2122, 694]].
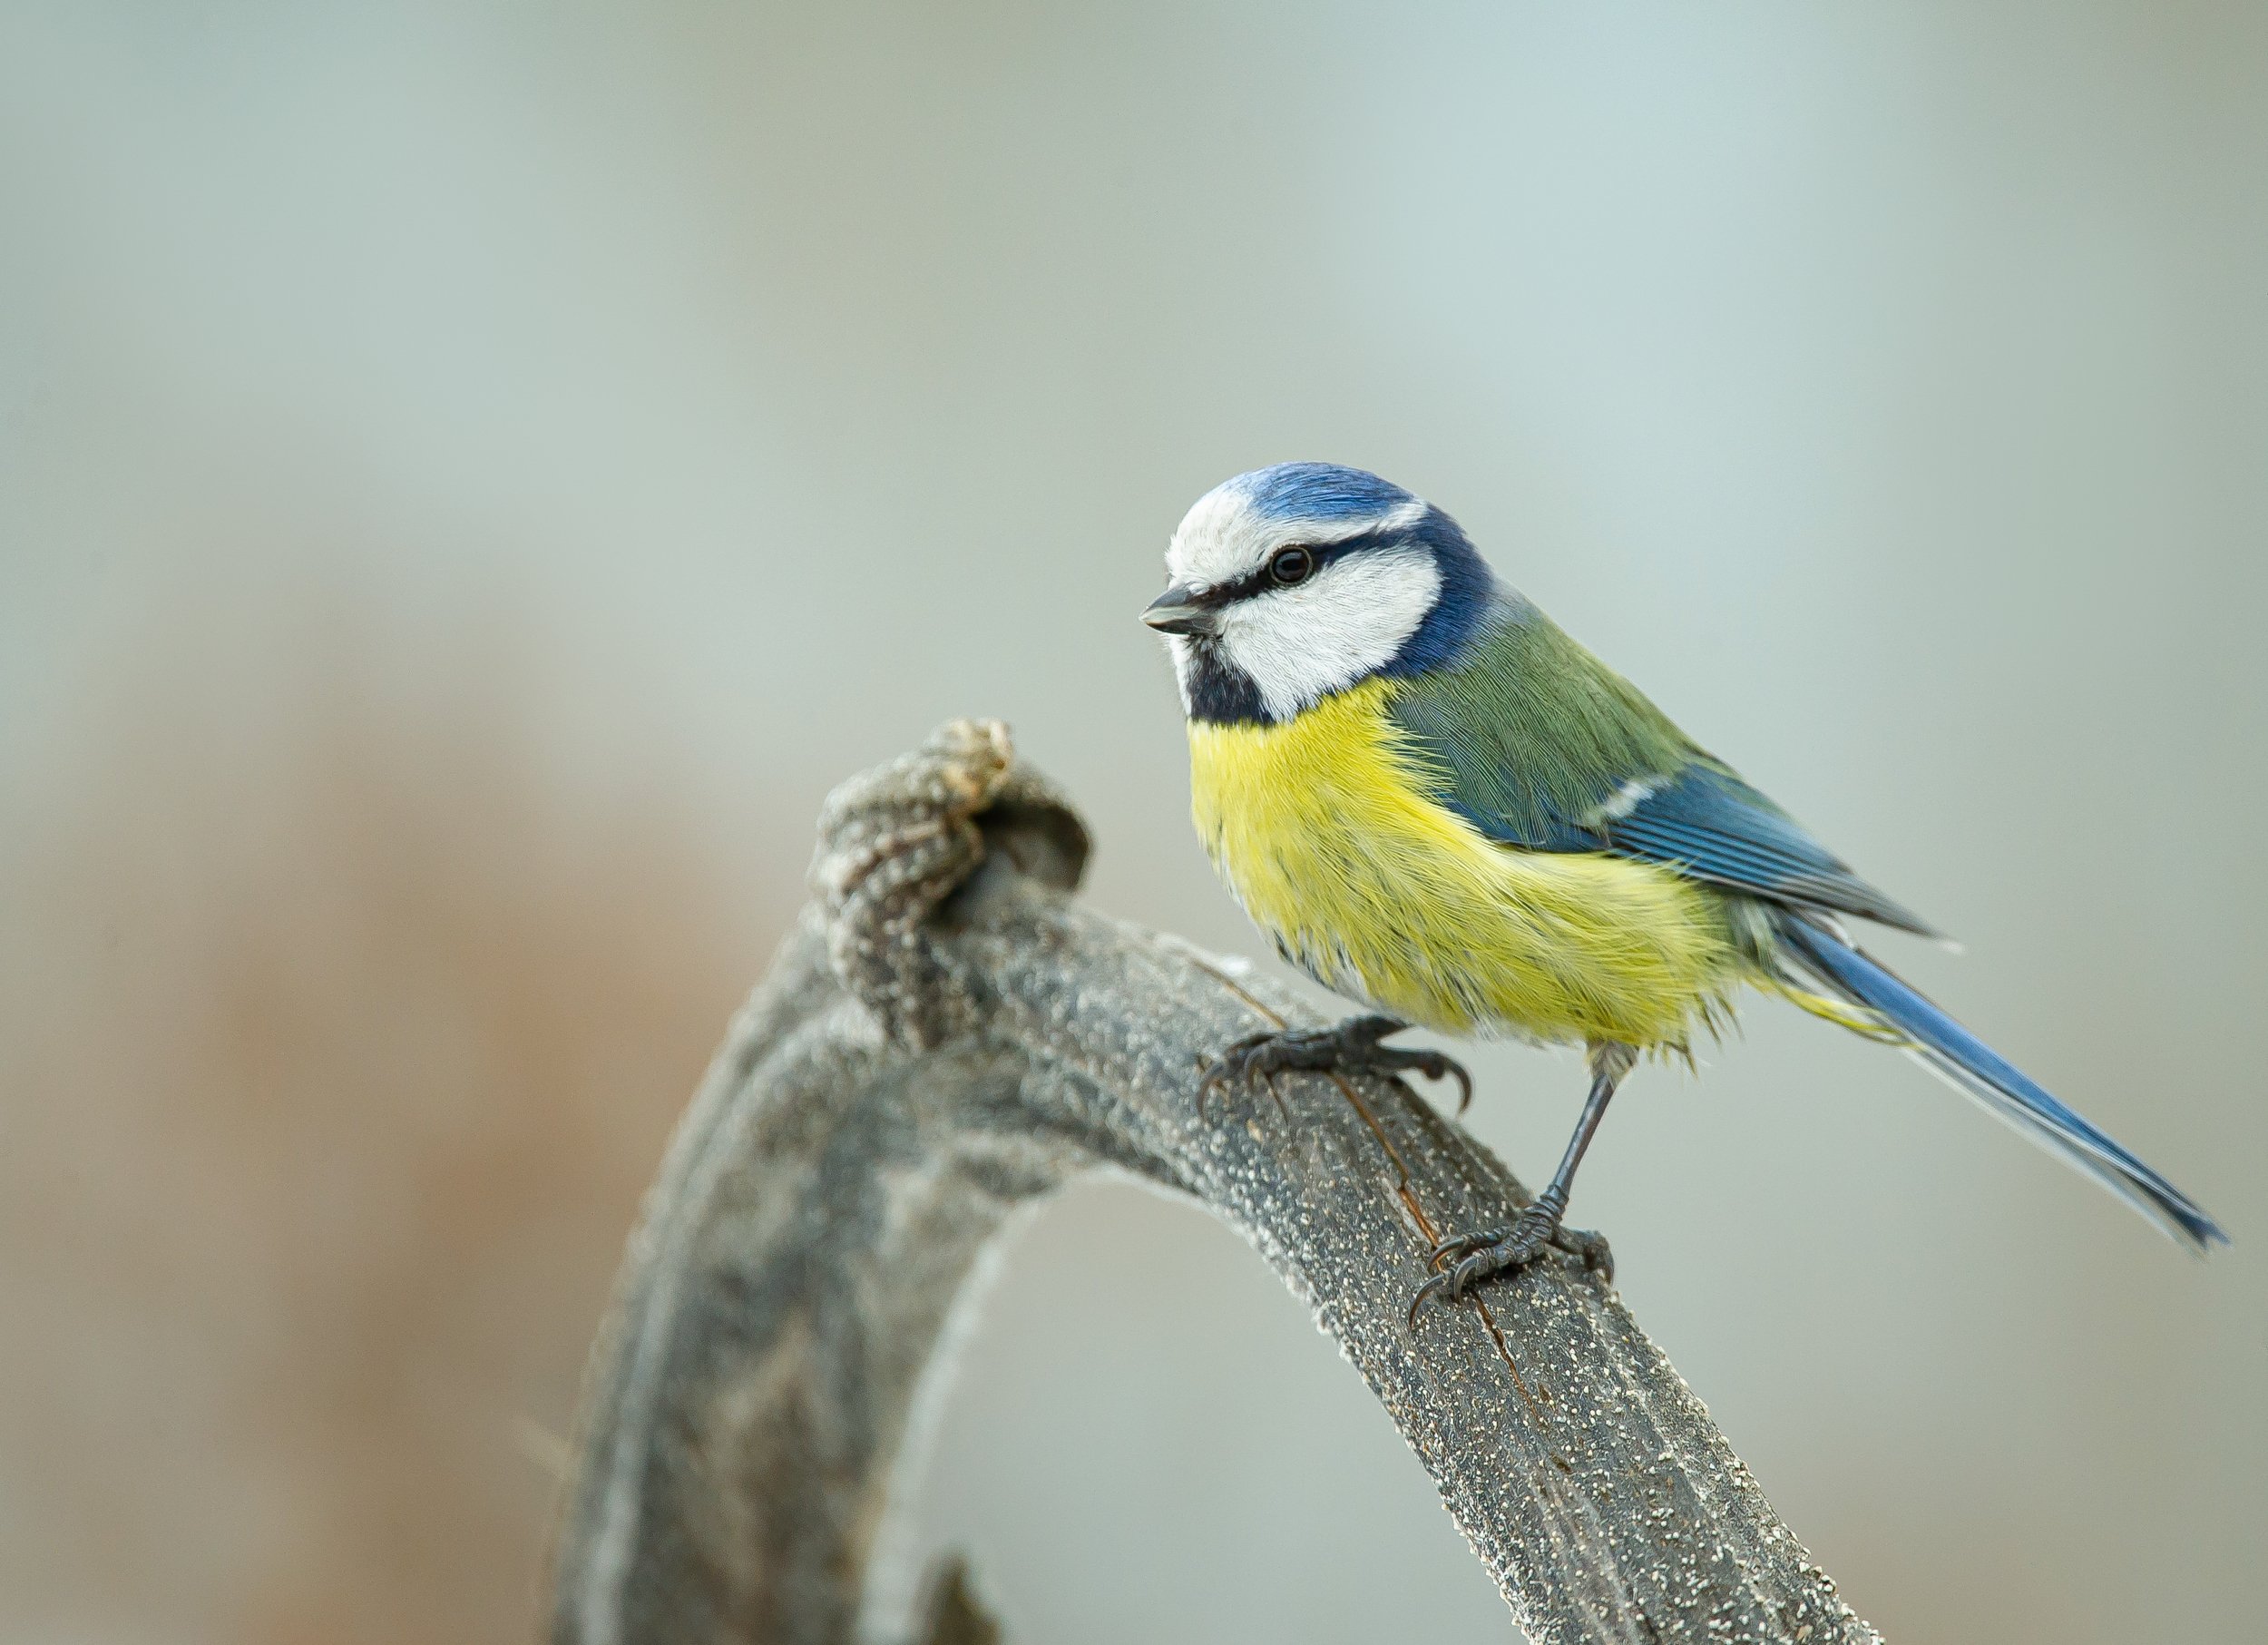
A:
[[548, 720, 1880, 1645]]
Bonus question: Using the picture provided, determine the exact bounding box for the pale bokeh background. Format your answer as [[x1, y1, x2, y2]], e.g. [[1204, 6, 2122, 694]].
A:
[[2, 4, 2262, 1642]]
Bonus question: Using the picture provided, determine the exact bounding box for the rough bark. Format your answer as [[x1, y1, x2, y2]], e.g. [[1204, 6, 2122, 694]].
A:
[[548, 720, 1880, 1645]]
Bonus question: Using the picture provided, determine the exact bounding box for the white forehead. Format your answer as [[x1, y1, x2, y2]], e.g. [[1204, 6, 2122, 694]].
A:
[[1167, 483, 1427, 587]]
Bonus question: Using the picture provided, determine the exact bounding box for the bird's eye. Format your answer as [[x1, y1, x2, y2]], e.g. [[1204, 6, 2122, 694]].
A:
[[1270, 547, 1315, 585]]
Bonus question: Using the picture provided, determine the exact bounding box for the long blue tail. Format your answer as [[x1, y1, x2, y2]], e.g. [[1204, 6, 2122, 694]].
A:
[[1776, 916, 2227, 1251]]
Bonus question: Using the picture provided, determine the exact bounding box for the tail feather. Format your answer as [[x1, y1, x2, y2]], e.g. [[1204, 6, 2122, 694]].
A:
[[1775, 916, 2227, 1253]]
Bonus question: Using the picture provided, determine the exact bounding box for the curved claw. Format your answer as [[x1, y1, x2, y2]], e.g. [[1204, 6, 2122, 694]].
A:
[[1407, 1049, 1474, 1114], [1408, 1234, 1537, 1326], [1196, 1033, 1275, 1116], [1406, 1268, 1457, 1328], [1193, 1018, 1473, 1121], [1354, 1036, 1472, 1112], [1408, 1209, 1612, 1327], [1406, 1243, 1510, 1325], [1426, 1227, 1504, 1269]]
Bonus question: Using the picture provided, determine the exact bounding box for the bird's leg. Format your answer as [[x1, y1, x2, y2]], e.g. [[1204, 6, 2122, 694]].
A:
[[1198, 1013, 1472, 1116], [1408, 1042, 1634, 1325]]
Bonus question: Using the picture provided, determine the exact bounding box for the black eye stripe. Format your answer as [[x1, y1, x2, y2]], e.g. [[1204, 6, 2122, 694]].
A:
[[1206, 534, 1388, 605]]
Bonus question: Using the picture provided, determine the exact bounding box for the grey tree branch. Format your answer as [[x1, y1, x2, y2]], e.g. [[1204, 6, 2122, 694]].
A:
[[547, 720, 1881, 1645]]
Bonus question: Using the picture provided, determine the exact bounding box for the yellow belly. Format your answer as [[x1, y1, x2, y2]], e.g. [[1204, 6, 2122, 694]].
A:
[[1188, 679, 1750, 1049]]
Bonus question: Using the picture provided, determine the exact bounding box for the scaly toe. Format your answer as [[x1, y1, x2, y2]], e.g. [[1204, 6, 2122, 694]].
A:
[[1407, 1213, 1568, 1325], [1549, 1224, 1614, 1282], [1348, 1043, 1471, 1107], [1445, 1249, 1500, 1302], [1426, 1226, 1508, 1268]]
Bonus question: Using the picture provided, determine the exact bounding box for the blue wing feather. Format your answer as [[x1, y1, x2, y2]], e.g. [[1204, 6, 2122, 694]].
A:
[[1600, 765, 1940, 936]]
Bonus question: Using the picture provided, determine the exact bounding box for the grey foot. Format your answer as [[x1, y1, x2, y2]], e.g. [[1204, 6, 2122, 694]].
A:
[[1198, 1014, 1472, 1115], [1407, 1199, 1612, 1326]]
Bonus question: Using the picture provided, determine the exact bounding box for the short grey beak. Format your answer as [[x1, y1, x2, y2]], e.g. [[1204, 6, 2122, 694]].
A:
[[1141, 581, 1217, 637]]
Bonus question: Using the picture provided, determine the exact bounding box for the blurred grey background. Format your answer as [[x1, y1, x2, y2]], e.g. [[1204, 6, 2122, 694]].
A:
[[2, 3, 2262, 1642]]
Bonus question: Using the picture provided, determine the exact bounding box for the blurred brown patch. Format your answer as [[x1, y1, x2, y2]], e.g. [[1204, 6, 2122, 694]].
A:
[[0, 601, 787, 1642]]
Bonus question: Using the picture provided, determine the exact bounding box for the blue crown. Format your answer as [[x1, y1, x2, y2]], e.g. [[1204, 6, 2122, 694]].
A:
[[1228, 462, 1417, 525]]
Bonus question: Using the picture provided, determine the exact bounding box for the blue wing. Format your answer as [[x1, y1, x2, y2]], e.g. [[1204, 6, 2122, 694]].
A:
[[1385, 608, 1937, 935], [1598, 763, 1939, 935]]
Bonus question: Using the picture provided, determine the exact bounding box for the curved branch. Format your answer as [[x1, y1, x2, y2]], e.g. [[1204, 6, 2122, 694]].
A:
[[548, 721, 1880, 1645]]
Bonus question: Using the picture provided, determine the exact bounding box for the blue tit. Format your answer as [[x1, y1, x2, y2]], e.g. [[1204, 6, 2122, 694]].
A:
[[1139, 462, 2225, 1319]]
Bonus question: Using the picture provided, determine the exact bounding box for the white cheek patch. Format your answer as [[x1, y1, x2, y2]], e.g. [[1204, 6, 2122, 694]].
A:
[[1217, 549, 1442, 720]]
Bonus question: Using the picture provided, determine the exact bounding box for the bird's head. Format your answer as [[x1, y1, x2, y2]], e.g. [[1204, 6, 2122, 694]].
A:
[[1143, 463, 1497, 725]]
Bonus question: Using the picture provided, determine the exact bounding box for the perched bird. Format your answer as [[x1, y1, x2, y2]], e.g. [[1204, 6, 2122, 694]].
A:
[[1141, 462, 2225, 1319]]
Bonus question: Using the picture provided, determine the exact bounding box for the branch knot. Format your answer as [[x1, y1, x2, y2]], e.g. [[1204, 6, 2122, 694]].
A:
[[811, 719, 1089, 1048]]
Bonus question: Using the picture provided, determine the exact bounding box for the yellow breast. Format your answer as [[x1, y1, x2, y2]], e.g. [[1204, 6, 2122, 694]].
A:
[[1187, 679, 1747, 1049]]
